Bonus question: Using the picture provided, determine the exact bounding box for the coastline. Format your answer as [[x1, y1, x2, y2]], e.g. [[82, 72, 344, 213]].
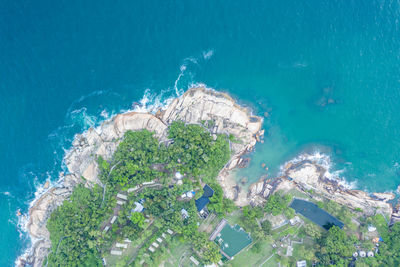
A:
[[16, 86, 400, 266], [16, 86, 264, 266], [247, 155, 400, 224]]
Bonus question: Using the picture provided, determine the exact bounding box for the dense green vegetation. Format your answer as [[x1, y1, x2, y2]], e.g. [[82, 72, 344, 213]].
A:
[[46, 121, 232, 266], [207, 182, 236, 216], [102, 130, 167, 188], [167, 121, 231, 182], [360, 222, 400, 266], [316, 226, 355, 266], [45, 119, 400, 267], [46, 185, 108, 266], [264, 192, 293, 216]]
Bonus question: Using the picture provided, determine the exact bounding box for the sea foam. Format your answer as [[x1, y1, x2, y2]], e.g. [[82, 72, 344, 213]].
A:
[[15, 56, 206, 265], [280, 151, 357, 189]]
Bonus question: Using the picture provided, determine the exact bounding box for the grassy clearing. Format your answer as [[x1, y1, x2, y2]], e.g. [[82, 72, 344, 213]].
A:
[[227, 238, 275, 267], [161, 239, 195, 267], [225, 209, 243, 226]]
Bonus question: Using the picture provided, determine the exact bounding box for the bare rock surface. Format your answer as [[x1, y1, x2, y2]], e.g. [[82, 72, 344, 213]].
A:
[[18, 87, 263, 266], [247, 160, 397, 220]]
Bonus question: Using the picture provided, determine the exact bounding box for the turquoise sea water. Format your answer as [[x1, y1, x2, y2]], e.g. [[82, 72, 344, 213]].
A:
[[1, 0, 400, 265]]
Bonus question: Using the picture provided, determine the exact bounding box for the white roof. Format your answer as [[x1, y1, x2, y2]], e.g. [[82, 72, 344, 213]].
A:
[[175, 172, 183, 179], [117, 200, 126, 205], [181, 208, 189, 217], [297, 260, 307, 267], [190, 256, 199, 265], [110, 250, 122, 255], [133, 202, 144, 212], [116, 193, 128, 200], [368, 225, 377, 232], [115, 243, 128, 249]]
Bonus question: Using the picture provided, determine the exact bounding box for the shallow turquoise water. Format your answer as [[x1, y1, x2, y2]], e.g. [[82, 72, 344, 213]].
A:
[[1, 0, 400, 265]]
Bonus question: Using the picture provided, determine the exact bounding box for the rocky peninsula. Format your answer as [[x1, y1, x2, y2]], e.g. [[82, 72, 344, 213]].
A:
[[248, 159, 400, 224], [17, 86, 400, 266], [17, 87, 263, 267]]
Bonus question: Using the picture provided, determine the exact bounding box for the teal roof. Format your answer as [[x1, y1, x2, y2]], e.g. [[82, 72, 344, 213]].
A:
[[214, 224, 252, 258]]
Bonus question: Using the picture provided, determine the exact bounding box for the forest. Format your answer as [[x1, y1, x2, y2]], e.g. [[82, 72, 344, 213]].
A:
[[45, 121, 231, 266]]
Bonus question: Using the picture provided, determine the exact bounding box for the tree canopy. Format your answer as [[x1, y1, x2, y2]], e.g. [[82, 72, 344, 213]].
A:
[[46, 185, 106, 266], [264, 192, 292, 216]]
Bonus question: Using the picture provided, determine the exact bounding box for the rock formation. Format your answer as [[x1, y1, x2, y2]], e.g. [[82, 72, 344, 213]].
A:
[[17, 87, 263, 266], [247, 160, 396, 219]]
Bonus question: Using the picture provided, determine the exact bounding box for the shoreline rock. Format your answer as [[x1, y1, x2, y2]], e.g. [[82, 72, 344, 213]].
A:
[[17, 87, 263, 266], [246, 159, 399, 223]]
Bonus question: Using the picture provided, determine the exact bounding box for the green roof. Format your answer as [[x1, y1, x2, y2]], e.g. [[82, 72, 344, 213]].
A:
[[214, 223, 252, 259]]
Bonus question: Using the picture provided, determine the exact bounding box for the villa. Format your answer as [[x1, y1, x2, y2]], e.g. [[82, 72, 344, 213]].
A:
[[195, 184, 214, 218]]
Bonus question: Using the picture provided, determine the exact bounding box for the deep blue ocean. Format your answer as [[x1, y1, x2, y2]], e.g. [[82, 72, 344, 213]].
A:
[[1, 0, 400, 265]]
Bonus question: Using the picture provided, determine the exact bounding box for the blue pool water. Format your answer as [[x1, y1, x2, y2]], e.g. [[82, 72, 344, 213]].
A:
[[1, 0, 400, 265]]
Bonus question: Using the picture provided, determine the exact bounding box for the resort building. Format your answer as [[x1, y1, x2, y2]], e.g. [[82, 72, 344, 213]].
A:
[[132, 202, 144, 213], [209, 219, 252, 260], [195, 184, 214, 217]]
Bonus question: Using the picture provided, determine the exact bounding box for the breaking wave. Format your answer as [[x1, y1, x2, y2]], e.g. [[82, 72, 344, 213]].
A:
[[280, 151, 357, 189], [16, 51, 214, 265]]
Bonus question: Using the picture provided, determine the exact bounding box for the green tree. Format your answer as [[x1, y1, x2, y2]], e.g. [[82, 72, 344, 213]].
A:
[[264, 192, 292, 216], [46, 185, 105, 266], [130, 212, 145, 228], [261, 220, 272, 236], [317, 226, 354, 266]]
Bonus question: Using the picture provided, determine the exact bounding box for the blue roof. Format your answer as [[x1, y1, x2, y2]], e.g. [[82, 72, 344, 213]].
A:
[[195, 184, 214, 211], [203, 184, 214, 197]]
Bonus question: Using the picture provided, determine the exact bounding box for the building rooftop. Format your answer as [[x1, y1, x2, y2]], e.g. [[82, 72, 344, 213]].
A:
[[195, 184, 214, 212], [132, 202, 144, 213]]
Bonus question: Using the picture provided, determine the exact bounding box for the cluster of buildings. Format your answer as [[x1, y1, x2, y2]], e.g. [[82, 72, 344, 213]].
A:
[[148, 229, 174, 253]]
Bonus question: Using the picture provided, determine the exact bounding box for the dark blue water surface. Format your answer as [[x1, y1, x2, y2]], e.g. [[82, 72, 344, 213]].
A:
[[1, 1, 400, 265], [290, 198, 344, 229]]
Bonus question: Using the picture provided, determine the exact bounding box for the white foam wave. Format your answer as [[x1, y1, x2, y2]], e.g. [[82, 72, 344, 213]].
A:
[[100, 109, 109, 119], [1, 191, 12, 197], [16, 172, 63, 266], [69, 107, 97, 129], [174, 63, 188, 96], [280, 151, 357, 189], [202, 49, 214, 60], [16, 51, 215, 265]]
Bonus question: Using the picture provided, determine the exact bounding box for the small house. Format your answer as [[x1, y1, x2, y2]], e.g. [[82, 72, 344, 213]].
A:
[[181, 208, 189, 219], [195, 184, 214, 216]]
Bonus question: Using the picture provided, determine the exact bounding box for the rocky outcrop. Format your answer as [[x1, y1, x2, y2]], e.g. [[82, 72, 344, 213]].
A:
[[17, 87, 263, 266], [247, 160, 396, 218]]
